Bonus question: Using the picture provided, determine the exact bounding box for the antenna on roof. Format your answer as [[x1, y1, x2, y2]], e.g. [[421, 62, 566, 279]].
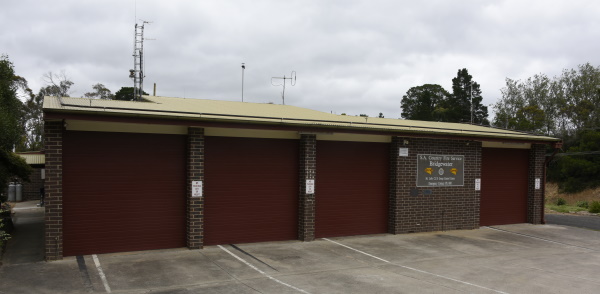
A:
[[241, 63, 245, 102], [271, 71, 296, 105], [129, 20, 152, 101]]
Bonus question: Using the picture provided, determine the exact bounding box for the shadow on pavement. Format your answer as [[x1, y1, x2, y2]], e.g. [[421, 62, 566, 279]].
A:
[[2, 201, 45, 265]]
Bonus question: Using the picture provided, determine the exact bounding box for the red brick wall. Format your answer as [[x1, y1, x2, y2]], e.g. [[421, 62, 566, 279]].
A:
[[44, 121, 63, 261], [528, 144, 546, 224], [44, 120, 549, 258], [298, 134, 316, 241], [22, 167, 44, 201], [187, 127, 204, 249], [390, 137, 482, 233]]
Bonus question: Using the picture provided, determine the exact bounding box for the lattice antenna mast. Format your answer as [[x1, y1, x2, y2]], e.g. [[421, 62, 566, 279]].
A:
[[129, 20, 151, 101], [271, 71, 296, 105]]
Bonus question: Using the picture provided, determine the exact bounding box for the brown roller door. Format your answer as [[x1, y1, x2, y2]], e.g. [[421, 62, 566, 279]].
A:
[[315, 141, 389, 238], [204, 137, 298, 245], [480, 148, 529, 226], [63, 131, 186, 256]]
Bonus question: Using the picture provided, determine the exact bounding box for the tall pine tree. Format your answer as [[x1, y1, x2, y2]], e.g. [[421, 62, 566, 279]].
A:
[[447, 69, 489, 125]]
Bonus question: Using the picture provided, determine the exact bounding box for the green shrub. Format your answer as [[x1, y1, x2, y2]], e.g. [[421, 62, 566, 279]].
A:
[[554, 198, 567, 206], [576, 201, 589, 208], [547, 130, 600, 194], [589, 201, 600, 213], [0, 204, 11, 247]]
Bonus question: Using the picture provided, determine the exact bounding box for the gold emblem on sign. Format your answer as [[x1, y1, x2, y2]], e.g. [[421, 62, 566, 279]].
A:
[[450, 168, 458, 175], [425, 168, 433, 175]]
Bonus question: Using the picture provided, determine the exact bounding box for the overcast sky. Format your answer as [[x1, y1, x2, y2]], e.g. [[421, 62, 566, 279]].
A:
[[3, 0, 600, 118]]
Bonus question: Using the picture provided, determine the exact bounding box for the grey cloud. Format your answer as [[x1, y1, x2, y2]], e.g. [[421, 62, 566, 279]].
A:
[[3, 0, 600, 118]]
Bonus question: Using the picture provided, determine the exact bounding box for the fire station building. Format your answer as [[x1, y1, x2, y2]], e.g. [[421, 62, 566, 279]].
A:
[[43, 95, 560, 260]]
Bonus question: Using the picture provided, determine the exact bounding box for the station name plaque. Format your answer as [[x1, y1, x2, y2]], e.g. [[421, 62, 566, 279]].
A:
[[417, 154, 464, 187]]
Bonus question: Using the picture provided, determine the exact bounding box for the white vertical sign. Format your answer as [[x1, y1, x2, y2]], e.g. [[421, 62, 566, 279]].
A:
[[399, 148, 409, 157], [474, 178, 481, 191], [306, 179, 315, 194], [192, 181, 203, 197], [535, 178, 541, 190]]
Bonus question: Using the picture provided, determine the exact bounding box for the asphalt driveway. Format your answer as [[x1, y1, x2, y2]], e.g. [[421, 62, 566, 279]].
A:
[[2, 222, 600, 294], [546, 213, 600, 231]]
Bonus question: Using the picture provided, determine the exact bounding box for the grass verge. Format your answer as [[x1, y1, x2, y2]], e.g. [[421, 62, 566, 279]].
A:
[[546, 183, 600, 214], [546, 204, 588, 213]]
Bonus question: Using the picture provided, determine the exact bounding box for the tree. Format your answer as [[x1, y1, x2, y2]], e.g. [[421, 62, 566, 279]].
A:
[[548, 130, 600, 193], [447, 69, 489, 125], [0, 55, 32, 195], [17, 73, 74, 152], [42, 71, 73, 97], [84, 83, 114, 99], [493, 75, 556, 135], [18, 92, 43, 151], [114, 87, 148, 101], [493, 63, 600, 137], [401, 84, 450, 121], [378, 112, 384, 118]]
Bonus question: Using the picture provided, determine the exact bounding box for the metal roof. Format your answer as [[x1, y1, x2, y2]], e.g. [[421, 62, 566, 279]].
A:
[[43, 95, 559, 142], [16, 153, 45, 165]]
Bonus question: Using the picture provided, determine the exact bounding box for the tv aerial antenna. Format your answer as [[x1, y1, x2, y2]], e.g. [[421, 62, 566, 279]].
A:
[[271, 71, 296, 105], [129, 20, 152, 101]]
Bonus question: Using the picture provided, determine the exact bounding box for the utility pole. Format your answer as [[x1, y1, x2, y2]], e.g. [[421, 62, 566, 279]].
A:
[[470, 82, 474, 124], [241, 63, 245, 102], [271, 71, 296, 105]]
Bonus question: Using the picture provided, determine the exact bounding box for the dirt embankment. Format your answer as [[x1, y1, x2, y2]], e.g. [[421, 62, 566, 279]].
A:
[[545, 183, 600, 215]]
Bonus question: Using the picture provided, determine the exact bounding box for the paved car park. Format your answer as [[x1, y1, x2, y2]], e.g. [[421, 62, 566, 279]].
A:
[[2, 222, 600, 293]]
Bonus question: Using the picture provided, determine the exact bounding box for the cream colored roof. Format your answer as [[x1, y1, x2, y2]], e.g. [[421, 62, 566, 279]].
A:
[[43, 95, 559, 142], [17, 153, 45, 165]]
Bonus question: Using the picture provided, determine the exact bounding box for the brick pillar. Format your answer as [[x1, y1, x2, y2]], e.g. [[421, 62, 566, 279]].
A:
[[528, 144, 545, 224], [44, 120, 64, 261], [298, 134, 316, 241], [187, 127, 204, 249], [388, 136, 401, 234]]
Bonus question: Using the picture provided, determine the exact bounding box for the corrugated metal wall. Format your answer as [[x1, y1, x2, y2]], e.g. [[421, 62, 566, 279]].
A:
[[315, 141, 389, 238], [203, 136, 299, 245], [62, 131, 186, 256], [480, 148, 529, 226]]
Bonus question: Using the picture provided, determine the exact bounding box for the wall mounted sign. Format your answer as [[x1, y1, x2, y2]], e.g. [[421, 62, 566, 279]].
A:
[[192, 181, 203, 197], [306, 179, 315, 194], [535, 178, 541, 190], [417, 154, 464, 187], [399, 148, 409, 157], [475, 178, 481, 191]]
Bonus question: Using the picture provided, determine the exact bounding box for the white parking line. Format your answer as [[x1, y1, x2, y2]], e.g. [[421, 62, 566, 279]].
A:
[[218, 245, 311, 294], [484, 226, 599, 251], [92, 254, 112, 293], [323, 238, 509, 294]]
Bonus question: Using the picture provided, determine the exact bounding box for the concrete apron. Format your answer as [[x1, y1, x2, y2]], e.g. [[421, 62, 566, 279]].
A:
[[2, 222, 600, 293]]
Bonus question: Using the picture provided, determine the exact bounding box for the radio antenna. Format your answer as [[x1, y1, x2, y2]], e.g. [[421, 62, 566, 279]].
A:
[[129, 20, 152, 101], [241, 63, 246, 102], [271, 71, 296, 105]]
